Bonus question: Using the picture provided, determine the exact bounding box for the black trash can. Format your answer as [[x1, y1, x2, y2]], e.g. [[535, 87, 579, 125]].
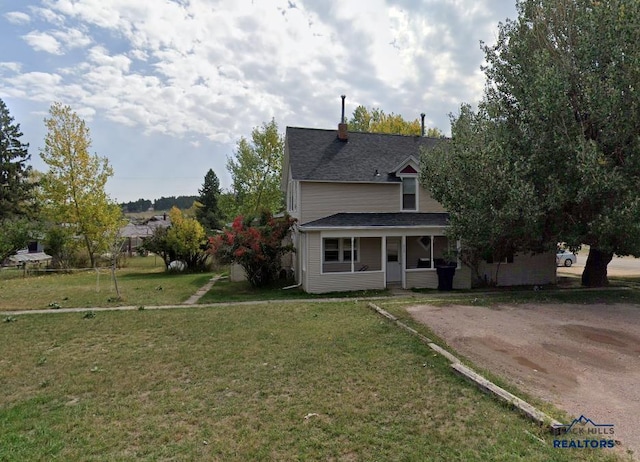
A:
[[436, 265, 456, 291]]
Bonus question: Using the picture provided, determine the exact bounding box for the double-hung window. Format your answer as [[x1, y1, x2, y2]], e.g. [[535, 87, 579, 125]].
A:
[[342, 238, 358, 261], [402, 177, 417, 211], [324, 238, 340, 262], [323, 238, 359, 263]]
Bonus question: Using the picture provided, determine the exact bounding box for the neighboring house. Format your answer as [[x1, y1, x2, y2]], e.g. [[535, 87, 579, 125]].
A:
[[6, 240, 52, 267], [120, 214, 171, 255], [282, 119, 556, 293]]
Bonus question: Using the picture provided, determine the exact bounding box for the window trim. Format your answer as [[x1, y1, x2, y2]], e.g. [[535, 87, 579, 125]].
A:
[[405, 234, 460, 270], [400, 175, 418, 211], [323, 237, 360, 263], [287, 179, 297, 212]]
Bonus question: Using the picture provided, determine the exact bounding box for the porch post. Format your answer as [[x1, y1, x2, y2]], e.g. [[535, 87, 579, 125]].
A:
[[382, 236, 387, 286], [350, 236, 355, 273], [401, 235, 407, 289]]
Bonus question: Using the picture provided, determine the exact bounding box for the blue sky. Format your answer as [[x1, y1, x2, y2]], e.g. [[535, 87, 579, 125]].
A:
[[0, 0, 517, 203]]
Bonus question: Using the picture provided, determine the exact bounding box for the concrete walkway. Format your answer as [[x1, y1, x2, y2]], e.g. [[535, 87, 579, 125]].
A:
[[182, 275, 222, 305], [2, 277, 632, 317]]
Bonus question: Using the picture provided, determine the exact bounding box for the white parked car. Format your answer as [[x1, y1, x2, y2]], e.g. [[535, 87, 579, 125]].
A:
[[556, 249, 577, 267]]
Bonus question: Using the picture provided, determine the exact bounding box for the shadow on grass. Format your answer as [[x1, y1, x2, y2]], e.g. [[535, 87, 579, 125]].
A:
[[118, 270, 213, 287], [410, 282, 640, 307], [198, 278, 390, 304]]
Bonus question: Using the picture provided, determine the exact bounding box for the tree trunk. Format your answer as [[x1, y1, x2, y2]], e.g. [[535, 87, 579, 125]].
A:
[[581, 247, 613, 287]]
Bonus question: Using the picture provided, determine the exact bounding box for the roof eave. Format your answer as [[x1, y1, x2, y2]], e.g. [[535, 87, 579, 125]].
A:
[[299, 224, 448, 232]]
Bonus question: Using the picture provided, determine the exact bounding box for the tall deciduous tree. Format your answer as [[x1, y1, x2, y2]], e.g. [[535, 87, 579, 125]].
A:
[[40, 103, 122, 268], [0, 217, 32, 263], [196, 168, 222, 232], [422, 0, 640, 287], [142, 206, 208, 270], [166, 206, 207, 269], [226, 119, 284, 217], [348, 105, 443, 137], [422, 105, 551, 286]]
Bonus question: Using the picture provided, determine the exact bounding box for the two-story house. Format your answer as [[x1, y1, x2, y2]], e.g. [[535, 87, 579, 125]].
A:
[[282, 117, 556, 293]]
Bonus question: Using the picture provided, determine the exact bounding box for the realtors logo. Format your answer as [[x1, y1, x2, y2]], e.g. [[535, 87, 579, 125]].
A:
[[554, 415, 615, 449]]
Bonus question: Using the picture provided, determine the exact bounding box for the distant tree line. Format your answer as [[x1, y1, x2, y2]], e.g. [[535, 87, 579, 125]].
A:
[[121, 195, 199, 213]]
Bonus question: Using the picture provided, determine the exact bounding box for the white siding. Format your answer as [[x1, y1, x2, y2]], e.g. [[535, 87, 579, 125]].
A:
[[478, 252, 556, 286], [405, 270, 438, 289], [405, 266, 472, 290], [230, 263, 247, 282], [453, 265, 473, 289], [298, 182, 445, 224], [304, 232, 384, 293], [419, 187, 446, 213], [300, 182, 398, 224]]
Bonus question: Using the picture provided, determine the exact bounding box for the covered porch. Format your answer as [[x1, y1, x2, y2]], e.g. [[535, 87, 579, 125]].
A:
[[296, 213, 471, 294]]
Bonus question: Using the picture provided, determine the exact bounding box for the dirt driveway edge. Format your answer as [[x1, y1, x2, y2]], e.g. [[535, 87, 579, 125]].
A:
[[367, 301, 563, 432], [406, 301, 640, 460]]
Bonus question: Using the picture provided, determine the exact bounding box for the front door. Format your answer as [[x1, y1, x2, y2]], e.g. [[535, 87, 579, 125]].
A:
[[386, 237, 402, 283]]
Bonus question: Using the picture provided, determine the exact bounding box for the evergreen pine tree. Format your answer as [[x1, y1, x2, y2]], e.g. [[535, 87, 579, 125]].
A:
[[0, 98, 33, 219], [196, 168, 222, 231]]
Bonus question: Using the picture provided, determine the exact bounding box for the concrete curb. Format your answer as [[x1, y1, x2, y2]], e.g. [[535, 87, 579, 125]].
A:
[[367, 301, 564, 433]]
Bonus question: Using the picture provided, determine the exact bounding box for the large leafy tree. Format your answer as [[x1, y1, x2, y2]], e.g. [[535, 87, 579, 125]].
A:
[[0, 218, 32, 263], [225, 119, 284, 217], [166, 207, 207, 269], [40, 103, 123, 268], [142, 207, 208, 270], [422, 105, 552, 286], [0, 98, 37, 261], [349, 105, 443, 137], [423, 0, 640, 287], [196, 168, 222, 232]]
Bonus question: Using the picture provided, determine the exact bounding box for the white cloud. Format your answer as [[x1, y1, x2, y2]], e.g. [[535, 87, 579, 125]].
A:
[[53, 27, 92, 49], [0, 72, 63, 100], [4, 11, 31, 24], [0, 62, 22, 72], [22, 30, 63, 54], [2, 0, 518, 200], [30, 6, 65, 25]]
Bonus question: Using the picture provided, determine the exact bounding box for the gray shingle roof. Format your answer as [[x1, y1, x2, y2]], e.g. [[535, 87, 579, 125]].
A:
[[285, 127, 444, 183], [300, 212, 449, 229]]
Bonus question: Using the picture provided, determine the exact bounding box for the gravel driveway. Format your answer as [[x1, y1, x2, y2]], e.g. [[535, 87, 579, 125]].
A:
[[407, 301, 640, 459]]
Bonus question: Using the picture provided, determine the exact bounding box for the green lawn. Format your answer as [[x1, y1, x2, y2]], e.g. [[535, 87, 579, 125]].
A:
[[0, 302, 621, 461], [197, 277, 389, 304], [0, 256, 212, 311]]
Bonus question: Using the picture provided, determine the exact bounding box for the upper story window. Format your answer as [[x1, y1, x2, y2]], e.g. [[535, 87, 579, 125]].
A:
[[287, 180, 297, 212], [402, 177, 417, 211]]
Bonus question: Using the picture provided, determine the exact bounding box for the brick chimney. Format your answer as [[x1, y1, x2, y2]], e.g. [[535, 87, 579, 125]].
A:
[[338, 94, 348, 141]]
